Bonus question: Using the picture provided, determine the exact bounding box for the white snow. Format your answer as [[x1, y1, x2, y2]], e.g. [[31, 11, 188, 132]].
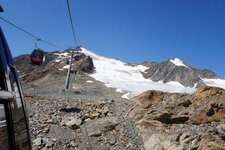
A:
[[86, 80, 93, 83], [55, 59, 61, 63], [193, 83, 198, 88], [53, 53, 60, 56], [170, 58, 189, 68], [116, 88, 125, 93], [122, 93, 131, 99], [61, 52, 69, 57], [81, 48, 196, 99], [201, 78, 225, 89], [166, 81, 185, 87], [55, 52, 70, 63], [63, 65, 70, 69]]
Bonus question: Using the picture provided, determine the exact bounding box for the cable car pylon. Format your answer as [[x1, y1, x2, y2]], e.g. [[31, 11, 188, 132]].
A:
[[64, 0, 79, 90]]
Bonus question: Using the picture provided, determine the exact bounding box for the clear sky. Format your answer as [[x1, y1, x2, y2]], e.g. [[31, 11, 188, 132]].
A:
[[1, 0, 225, 77]]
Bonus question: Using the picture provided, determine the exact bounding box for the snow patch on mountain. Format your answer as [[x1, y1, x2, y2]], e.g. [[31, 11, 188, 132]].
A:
[[86, 80, 93, 83], [55, 59, 61, 63], [166, 81, 186, 87], [81, 48, 196, 99], [122, 93, 131, 99], [63, 65, 70, 69], [170, 58, 190, 69], [201, 78, 225, 89]]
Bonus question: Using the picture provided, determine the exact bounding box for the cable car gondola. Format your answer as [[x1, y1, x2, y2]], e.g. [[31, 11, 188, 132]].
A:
[[30, 49, 45, 64]]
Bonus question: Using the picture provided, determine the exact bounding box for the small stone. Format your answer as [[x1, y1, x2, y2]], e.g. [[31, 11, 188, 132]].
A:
[[84, 118, 92, 122], [97, 137, 103, 142], [102, 107, 109, 115], [85, 112, 100, 119], [216, 124, 225, 136], [109, 138, 116, 145], [36, 133, 43, 138], [51, 138, 57, 142], [60, 122, 66, 127], [47, 119, 53, 124], [40, 147, 48, 150], [66, 118, 82, 130], [70, 141, 77, 147], [46, 141, 54, 148], [33, 137, 42, 146], [43, 127, 50, 133], [89, 131, 102, 137], [64, 116, 82, 129], [86, 103, 92, 106], [41, 137, 48, 146]]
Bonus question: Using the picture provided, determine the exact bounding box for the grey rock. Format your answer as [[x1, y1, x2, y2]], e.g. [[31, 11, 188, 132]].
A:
[[141, 58, 218, 87], [216, 124, 225, 136], [33, 138, 42, 146], [46, 141, 54, 148], [109, 137, 116, 145], [63, 116, 82, 130]]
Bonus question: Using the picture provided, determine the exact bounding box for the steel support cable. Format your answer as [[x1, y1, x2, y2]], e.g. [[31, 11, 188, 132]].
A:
[[66, 0, 77, 47], [0, 16, 64, 50], [41, 40, 64, 50]]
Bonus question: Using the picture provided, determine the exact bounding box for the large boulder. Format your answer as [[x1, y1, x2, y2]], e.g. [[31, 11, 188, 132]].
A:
[[130, 86, 225, 150]]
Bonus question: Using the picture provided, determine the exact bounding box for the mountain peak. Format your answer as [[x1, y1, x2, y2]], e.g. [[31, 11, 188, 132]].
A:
[[142, 57, 219, 87], [169, 58, 189, 68]]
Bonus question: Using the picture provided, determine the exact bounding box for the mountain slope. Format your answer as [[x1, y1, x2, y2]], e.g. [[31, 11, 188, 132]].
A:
[[14, 50, 94, 83], [14, 47, 225, 99], [80, 48, 196, 98]]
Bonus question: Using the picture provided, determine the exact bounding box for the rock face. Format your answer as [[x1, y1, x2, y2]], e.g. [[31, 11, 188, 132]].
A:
[[14, 51, 94, 83], [130, 86, 225, 150], [141, 58, 218, 87]]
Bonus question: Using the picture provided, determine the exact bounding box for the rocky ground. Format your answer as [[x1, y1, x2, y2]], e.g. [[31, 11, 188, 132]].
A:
[[22, 72, 225, 150], [23, 73, 144, 150], [130, 87, 225, 150], [17, 51, 225, 150]]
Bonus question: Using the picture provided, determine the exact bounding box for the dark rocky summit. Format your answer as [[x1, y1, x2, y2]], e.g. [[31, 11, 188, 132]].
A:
[[141, 58, 218, 87]]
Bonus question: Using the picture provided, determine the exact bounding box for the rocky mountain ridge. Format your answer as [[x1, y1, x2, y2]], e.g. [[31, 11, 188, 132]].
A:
[[14, 48, 225, 98], [140, 58, 218, 87]]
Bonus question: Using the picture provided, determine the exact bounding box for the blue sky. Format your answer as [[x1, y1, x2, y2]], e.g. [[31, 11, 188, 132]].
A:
[[1, 0, 225, 77]]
